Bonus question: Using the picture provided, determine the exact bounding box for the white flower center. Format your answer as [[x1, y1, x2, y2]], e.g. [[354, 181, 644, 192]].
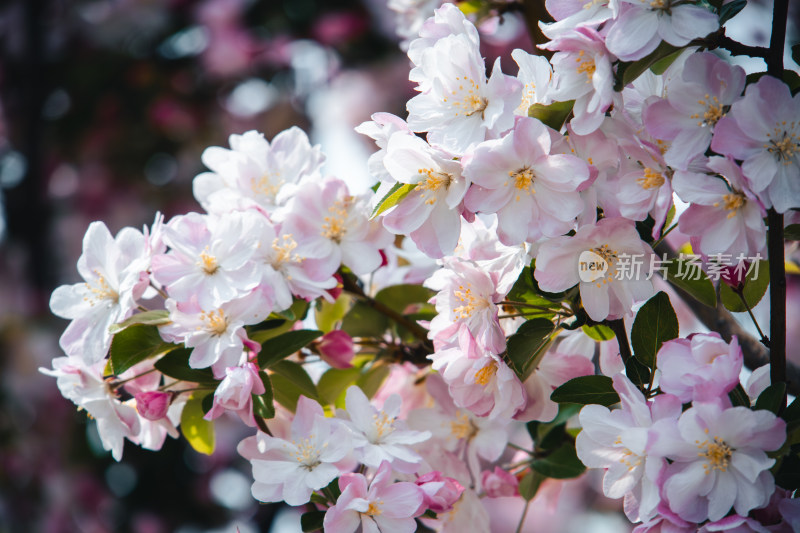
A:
[[251, 171, 284, 200], [446, 76, 488, 118], [416, 168, 452, 205], [290, 437, 325, 470], [200, 309, 228, 336], [452, 283, 491, 319], [697, 435, 733, 474], [84, 271, 119, 305], [321, 197, 352, 242], [198, 247, 219, 275], [637, 168, 665, 190], [764, 123, 800, 165], [690, 94, 725, 127], [474, 361, 498, 386], [575, 50, 595, 83]]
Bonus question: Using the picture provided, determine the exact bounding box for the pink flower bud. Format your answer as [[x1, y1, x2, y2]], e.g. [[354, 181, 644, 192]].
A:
[[415, 471, 464, 514], [481, 467, 519, 498], [317, 330, 355, 369], [720, 260, 749, 290], [326, 273, 344, 301], [135, 391, 171, 421]]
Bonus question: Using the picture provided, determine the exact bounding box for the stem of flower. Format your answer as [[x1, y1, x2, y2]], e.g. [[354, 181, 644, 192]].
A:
[[515, 500, 531, 533], [734, 289, 769, 347], [507, 442, 534, 455], [498, 300, 571, 316], [606, 319, 632, 364]]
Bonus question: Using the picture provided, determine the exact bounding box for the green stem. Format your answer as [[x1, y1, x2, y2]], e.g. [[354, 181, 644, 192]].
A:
[[498, 300, 571, 316], [507, 442, 534, 455], [515, 500, 531, 533]]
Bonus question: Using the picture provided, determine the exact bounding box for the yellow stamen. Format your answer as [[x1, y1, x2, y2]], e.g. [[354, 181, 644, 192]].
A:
[[637, 168, 665, 190]]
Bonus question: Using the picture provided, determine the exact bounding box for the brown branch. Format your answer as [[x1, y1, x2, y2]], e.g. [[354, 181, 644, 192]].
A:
[[520, 0, 554, 57], [606, 319, 632, 364]]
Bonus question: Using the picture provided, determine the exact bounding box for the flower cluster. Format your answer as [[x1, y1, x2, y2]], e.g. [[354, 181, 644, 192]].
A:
[[43, 1, 799, 532]]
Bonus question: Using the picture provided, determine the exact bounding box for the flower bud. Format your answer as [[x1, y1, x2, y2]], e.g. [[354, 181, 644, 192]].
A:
[[318, 330, 355, 369], [135, 391, 171, 421], [415, 471, 464, 514], [481, 467, 519, 498]]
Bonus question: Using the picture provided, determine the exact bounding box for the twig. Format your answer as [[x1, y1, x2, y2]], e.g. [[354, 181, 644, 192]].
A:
[[515, 500, 531, 533], [606, 319, 632, 364]]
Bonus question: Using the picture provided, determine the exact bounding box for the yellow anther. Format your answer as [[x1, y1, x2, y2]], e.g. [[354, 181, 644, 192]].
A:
[[637, 168, 665, 190], [474, 361, 498, 386]]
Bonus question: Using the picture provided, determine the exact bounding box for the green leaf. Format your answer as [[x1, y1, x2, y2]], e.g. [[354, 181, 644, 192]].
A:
[[341, 300, 390, 338], [317, 366, 361, 406], [154, 348, 218, 384], [270, 360, 318, 411], [786, 224, 800, 241], [663, 257, 717, 308], [663, 204, 677, 230], [551, 375, 620, 406], [315, 294, 353, 333], [356, 364, 391, 399], [257, 329, 323, 368], [582, 324, 615, 341], [720, 260, 769, 313], [107, 325, 179, 376], [650, 49, 684, 76], [755, 382, 786, 415], [630, 291, 679, 369], [300, 510, 327, 532], [252, 372, 276, 419], [784, 397, 800, 426], [506, 266, 561, 319], [528, 100, 574, 131], [181, 394, 215, 455], [718, 0, 746, 24], [519, 471, 544, 501], [728, 383, 751, 407], [506, 318, 555, 380], [108, 310, 171, 334], [371, 182, 417, 218], [375, 284, 434, 313], [531, 442, 586, 479], [616, 41, 681, 90], [625, 356, 651, 388]]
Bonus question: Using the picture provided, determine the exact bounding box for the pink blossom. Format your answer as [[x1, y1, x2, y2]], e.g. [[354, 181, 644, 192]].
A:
[[655, 402, 786, 523], [673, 157, 766, 259], [543, 27, 616, 135], [644, 52, 745, 170], [380, 133, 468, 258], [323, 461, 424, 533], [541, 0, 615, 39], [318, 330, 355, 369], [576, 374, 682, 522], [135, 391, 171, 421], [481, 467, 519, 498], [355, 112, 414, 185], [415, 471, 464, 513], [534, 217, 655, 321], [204, 362, 265, 426], [238, 396, 353, 506], [50, 222, 149, 364], [463, 116, 589, 245], [711, 75, 800, 213], [512, 49, 554, 115], [657, 333, 743, 403], [193, 128, 325, 215]]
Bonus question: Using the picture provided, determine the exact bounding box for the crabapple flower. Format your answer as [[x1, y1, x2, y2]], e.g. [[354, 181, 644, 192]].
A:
[[193, 127, 325, 215], [342, 386, 431, 473], [317, 330, 355, 369], [543, 27, 616, 135], [151, 212, 259, 309], [40, 356, 141, 461], [323, 461, 424, 533], [430, 350, 526, 420], [534, 217, 655, 322], [711, 75, 800, 213], [406, 30, 521, 154], [159, 292, 266, 377], [512, 49, 553, 115], [481, 467, 519, 498], [540, 0, 615, 39], [656, 402, 786, 523], [415, 471, 464, 513], [388, 0, 442, 50], [576, 374, 682, 523], [673, 157, 767, 259], [204, 362, 265, 426], [605, 1, 718, 62], [657, 333, 743, 403], [464, 116, 589, 245], [644, 52, 745, 170], [135, 391, 171, 421], [355, 112, 414, 187], [425, 257, 506, 353], [381, 133, 468, 258], [281, 177, 392, 276], [239, 396, 353, 506], [50, 222, 149, 364]]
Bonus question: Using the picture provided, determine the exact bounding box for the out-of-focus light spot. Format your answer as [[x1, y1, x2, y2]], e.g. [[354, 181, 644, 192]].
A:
[[209, 469, 252, 511], [290, 40, 336, 97], [159, 26, 209, 59], [225, 78, 278, 117], [269, 507, 303, 533], [78, 1, 112, 24], [49, 164, 79, 198], [145, 153, 178, 186], [105, 462, 138, 498], [42, 89, 71, 120], [0, 151, 27, 188]]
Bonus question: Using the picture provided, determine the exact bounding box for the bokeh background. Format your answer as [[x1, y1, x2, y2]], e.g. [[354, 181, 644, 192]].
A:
[[0, 1, 796, 532]]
